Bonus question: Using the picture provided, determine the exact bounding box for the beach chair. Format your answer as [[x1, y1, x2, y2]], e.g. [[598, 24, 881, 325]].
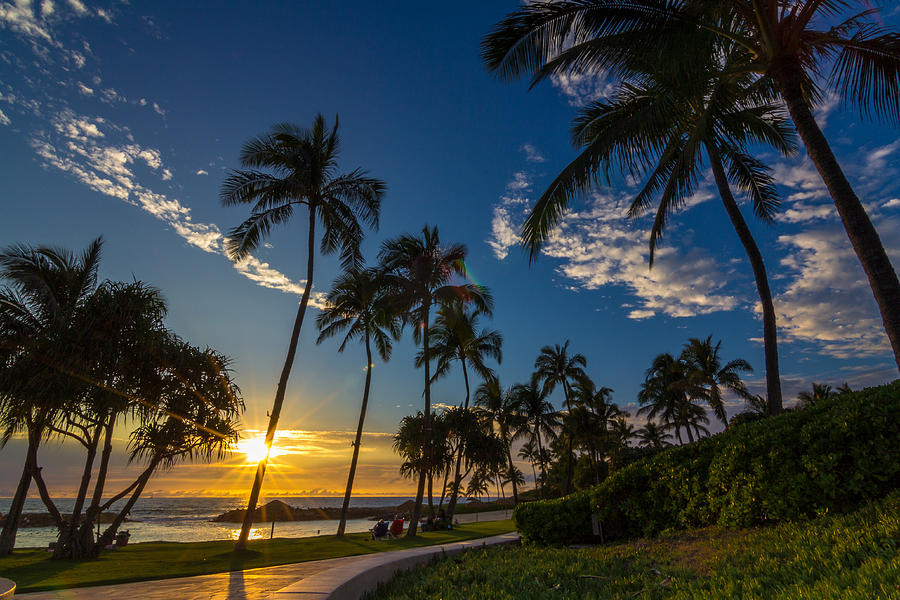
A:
[[370, 520, 391, 540]]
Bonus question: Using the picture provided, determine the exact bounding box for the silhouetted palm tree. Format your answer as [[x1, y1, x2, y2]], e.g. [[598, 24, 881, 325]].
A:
[[638, 353, 709, 444], [510, 380, 559, 497], [380, 225, 491, 535], [482, 0, 900, 373], [316, 267, 400, 536], [474, 379, 524, 505], [221, 115, 385, 549], [534, 341, 586, 494], [417, 301, 502, 519], [798, 382, 837, 407], [680, 336, 753, 426], [636, 421, 672, 450]]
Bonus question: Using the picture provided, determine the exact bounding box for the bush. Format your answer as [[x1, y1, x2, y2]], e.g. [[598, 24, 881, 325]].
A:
[[512, 489, 591, 545], [517, 381, 900, 545]]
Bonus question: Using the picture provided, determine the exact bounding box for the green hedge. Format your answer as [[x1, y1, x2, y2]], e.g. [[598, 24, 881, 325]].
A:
[[516, 381, 900, 545]]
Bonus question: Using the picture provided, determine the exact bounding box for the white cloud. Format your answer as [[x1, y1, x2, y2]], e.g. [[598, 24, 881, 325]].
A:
[[0, 0, 52, 41], [233, 256, 326, 308], [522, 143, 545, 163], [488, 171, 532, 260], [551, 71, 615, 106], [773, 224, 899, 359], [76, 81, 92, 95], [883, 198, 900, 209], [0, 108, 9, 126], [195, 169, 208, 176], [66, 0, 86, 14], [152, 102, 165, 116]]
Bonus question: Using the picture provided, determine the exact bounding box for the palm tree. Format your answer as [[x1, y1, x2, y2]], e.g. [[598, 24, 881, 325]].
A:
[[571, 376, 618, 483], [316, 267, 400, 536], [417, 301, 502, 519], [533, 341, 586, 494], [636, 420, 672, 450], [221, 115, 385, 549], [798, 382, 837, 407], [638, 353, 709, 444], [680, 336, 753, 427], [482, 0, 900, 374], [474, 380, 524, 505], [379, 225, 491, 536], [510, 380, 558, 497], [517, 438, 539, 493], [0, 238, 102, 555]]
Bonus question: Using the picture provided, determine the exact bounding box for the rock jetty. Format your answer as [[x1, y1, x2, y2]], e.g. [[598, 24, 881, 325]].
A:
[[211, 499, 417, 523]]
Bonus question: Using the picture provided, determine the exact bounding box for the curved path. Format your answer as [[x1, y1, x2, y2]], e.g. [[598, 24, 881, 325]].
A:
[[18, 513, 516, 600]]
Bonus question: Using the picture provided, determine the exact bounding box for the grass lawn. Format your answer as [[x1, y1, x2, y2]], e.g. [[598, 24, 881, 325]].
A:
[[0, 519, 514, 593], [367, 493, 900, 599]]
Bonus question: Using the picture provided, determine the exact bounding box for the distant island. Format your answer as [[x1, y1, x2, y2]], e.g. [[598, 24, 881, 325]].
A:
[[210, 499, 419, 523]]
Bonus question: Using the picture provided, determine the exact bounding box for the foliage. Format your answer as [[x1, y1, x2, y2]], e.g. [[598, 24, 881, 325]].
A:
[[367, 493, 900, 600], [517, 381, 900, 545], [512, 488, 592, 545]]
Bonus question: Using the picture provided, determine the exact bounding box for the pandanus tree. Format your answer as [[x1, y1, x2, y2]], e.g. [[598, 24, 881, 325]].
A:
[[379, 225, 492, 536], [221, 115, 385, 549], [315, 267, 401, 536], [510, 380, 559, 497], [482, 0, 900, 375], [419, 300, 502, 519], [533, 341, 586, 494], [0, 238, 102, 555], [474, 379, 524, 505]]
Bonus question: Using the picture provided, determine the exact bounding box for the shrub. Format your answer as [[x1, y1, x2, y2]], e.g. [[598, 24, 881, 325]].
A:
[[516, 381, 900, 545]]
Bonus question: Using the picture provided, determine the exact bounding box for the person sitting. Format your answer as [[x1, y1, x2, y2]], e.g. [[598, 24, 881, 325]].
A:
[[434, 508, 450, 530], [389, 515, 404, 537], [371, 519, 390, 540]]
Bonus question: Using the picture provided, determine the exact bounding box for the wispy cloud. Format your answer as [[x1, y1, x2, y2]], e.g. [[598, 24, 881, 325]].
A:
[[1, 0, 317, 305]]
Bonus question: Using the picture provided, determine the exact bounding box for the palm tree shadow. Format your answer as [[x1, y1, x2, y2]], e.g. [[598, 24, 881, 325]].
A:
[[226, 570, 247, 599]]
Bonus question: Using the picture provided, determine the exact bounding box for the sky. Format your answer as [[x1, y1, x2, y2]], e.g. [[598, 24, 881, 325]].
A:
[[1, 0, 899, 498]]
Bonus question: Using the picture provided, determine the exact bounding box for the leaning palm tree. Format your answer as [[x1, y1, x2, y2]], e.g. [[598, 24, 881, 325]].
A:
[[533, 341, 586, 494], [0, 238, 102, 554], [316, 267, 401, 536], [379, 225, 491, 536], [510, 380, 559, 497], [482, 0, 900, 374], [221, 115, 385, 549], [680, 336, 753, 427], [420, 301, 502, 519]]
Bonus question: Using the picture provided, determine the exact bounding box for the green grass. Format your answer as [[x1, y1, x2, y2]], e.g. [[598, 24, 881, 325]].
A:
[[0, 519, 514, 593], [367, 493, 900, 599]]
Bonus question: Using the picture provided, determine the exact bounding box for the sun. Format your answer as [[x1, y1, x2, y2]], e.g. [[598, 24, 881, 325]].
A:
[[235, 437, 283, 464]]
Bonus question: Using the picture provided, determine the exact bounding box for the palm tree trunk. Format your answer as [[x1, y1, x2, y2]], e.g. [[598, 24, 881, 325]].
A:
[[534, 427, 547, 498], [504, 433, 519, 504], [54, 423, 103, 558], [0, 428, 38, 554], [407, 301, 431, 537], [336, 333, 374, 537], [774, 63, 900, 371], [707, 144, 783, 415], [446, 357, 471, 521], [235, 206, 317, 551], [75, 415, 116, 554], [562, 381, 575, 494]]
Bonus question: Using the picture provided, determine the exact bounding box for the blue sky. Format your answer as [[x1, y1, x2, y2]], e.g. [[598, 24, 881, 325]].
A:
[[2, 1, 900, 495]]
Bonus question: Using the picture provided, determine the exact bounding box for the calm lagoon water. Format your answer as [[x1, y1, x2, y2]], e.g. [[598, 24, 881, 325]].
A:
[[0, 496, 420, 547]]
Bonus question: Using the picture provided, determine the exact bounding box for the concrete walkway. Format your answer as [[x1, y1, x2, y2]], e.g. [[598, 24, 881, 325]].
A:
[[17, 518, 517, 600]]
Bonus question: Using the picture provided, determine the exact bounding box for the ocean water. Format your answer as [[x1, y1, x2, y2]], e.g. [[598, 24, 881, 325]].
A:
[[0, 496, 423, 548]]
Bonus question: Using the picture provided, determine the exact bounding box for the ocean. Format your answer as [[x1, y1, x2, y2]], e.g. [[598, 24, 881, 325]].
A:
[[0, 496, 424, 548]]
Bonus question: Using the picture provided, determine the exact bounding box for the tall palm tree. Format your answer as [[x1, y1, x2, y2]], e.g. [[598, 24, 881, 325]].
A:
[[474, 380, 524, 505], [680, 336, 753, 427], [379, 225, 491, 536], [0, 238, 102, 555], [533, 341, 586, 494], [420, 301, 502, 519], [316, 267, 400, 536], [482, 0, 900, 373], [517, 438, 539, 493], [510, 380, 559, 497], [221, 115, 385, 549]]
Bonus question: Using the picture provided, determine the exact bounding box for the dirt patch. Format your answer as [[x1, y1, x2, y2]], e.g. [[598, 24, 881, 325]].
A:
[[630, 527, 749, 575]]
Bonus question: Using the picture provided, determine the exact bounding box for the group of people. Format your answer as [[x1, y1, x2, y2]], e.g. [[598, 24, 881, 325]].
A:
[[371, 515, 405, 539], [370, 509, 454, 539]]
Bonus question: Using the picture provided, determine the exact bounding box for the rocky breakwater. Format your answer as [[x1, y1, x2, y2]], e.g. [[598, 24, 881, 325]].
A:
[[212, 499, 417, 523]]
